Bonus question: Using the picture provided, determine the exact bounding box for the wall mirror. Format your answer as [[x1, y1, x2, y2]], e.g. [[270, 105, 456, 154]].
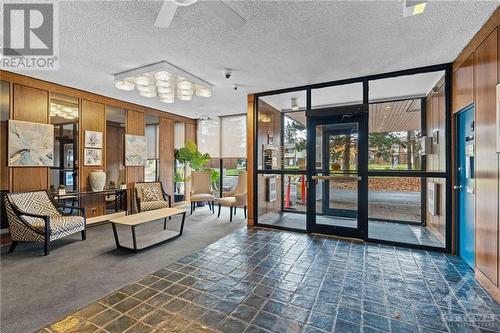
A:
[[49, 93, 79, 193], [105, 106, 126, 188]]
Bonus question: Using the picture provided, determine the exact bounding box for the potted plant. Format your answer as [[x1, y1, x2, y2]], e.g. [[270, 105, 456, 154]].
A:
[[175, 141, 212, 206], [58, 185, 66, 195], [174, 170, 185, 202]]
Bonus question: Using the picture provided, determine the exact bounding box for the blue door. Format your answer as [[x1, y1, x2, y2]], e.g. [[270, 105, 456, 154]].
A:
[[457, 105, 475, 269]]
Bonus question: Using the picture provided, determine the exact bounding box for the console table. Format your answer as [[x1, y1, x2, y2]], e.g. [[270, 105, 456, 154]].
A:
[[51, 188, 131, 224]]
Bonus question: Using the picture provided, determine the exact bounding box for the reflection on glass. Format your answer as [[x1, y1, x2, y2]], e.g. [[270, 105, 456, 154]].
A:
[[284, 112, 306, 170], [368, 176, 445, 248], [145, 115, 159, 182], [50, 93, 79, 192], [257, 173, 306, 230], [222, 158, 247, 194], [106, 106, 126, 187], [369, 99, 422, 170]]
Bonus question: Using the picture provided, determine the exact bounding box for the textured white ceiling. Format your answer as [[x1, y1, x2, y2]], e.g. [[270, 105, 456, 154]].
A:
[[10, 0, 498, 119]]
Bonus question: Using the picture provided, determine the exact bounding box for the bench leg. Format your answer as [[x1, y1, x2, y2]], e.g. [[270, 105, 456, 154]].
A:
[[112, 223, 121, 249], [244, 206, 247, 219], [164, 217, 167, 230], [212, 201, 215, 213], [179, 212, 186, 235], [230, 207, 233, 222], [217, 204, 221, 218], [81, 230, 86, 241], [8, 241, 18, 253], [190, 202, 193, 215]]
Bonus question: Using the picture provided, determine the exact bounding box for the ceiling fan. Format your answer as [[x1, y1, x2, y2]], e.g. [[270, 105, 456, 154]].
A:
[[155, 0, 246, 29]]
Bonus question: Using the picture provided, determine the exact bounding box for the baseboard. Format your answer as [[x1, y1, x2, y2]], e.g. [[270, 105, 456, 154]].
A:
[[475, 268, 500, 303]]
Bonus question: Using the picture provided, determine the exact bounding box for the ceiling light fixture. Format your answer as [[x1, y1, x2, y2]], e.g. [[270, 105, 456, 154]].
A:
[[403, 0, 427, 17], [114, 61, 213, 104]]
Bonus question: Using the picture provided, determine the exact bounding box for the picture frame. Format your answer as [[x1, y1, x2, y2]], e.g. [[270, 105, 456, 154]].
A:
[[8, 120, 54, 167], [125, 134, 147, 166], [84, 148, 102, 166], [85, 130, 103, 148]]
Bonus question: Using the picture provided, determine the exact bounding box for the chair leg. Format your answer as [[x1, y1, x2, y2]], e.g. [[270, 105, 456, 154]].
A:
[[208, 201, 211, 211], [190, 202, 193, 215], [212, 201, 215, 214], [217, 204, 221, 218], [244, 206, 247, 219], [8, 241, 18, 253], [44, 239, 50, 256], [230, 207, 233, 222], [81, 230, 86, 241], [234, 207, 237, 215]]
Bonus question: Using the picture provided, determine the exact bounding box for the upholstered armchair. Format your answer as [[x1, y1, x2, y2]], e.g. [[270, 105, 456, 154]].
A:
[[217, 171, 247, 222], [190, 171, 215, 214], [134, 182, 172, 213], [5, 190, 86, 255]]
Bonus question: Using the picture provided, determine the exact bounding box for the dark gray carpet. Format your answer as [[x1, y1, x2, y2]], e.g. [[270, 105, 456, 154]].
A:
[[0, 206, 246, 333]]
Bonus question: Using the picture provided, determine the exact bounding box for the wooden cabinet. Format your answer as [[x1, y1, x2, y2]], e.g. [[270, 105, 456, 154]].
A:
[[474, 28, 499, 286]]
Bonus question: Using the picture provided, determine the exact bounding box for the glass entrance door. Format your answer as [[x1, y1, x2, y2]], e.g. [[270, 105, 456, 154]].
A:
[[307, 106, 368, 238]]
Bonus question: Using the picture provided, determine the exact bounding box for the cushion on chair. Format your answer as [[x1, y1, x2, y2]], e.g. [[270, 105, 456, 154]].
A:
[[9, 191, 61, 218], [217, 197, 237, 207], [191, 193, 215, 202], [142, 186, 162, 202], [21, 215, 85, 241], [140, 200, 170, 212]]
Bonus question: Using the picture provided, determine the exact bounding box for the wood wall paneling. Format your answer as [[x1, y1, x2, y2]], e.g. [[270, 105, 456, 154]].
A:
[[452, 55, 474, 113], [159, 117, 174, 195], [79, 99, 106, 217], [0, 71, 195, 125], [11, 84, 49, 192], [474, 28, 499, 286]]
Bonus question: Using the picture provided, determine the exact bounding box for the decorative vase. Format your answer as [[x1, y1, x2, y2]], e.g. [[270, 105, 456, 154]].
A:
[[89, 170, 106, 191]]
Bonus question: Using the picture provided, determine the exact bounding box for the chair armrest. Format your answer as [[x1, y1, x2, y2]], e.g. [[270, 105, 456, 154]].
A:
[[162, 192, 172, 208], [234, 192, 247, 206], [223, 190, 235, 197]]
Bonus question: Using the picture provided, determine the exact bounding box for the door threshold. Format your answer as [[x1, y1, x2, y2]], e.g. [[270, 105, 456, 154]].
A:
[[311, 232, 364, 243]]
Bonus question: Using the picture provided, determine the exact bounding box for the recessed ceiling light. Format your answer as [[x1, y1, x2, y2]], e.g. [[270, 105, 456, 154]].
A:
[[403, 0, 426, 17]]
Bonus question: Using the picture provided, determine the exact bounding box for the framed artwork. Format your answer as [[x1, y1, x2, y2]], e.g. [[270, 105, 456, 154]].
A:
[[496, 84, 500, 152], [84, 148, 102, 166], [85, 130, 103, 148], [267, 176, 277, 202], [8, 120, 54, 167], [125, 134, 147, 166]]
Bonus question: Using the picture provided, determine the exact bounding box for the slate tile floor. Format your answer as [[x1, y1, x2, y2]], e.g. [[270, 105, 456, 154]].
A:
[[40, 228, 499, 333]]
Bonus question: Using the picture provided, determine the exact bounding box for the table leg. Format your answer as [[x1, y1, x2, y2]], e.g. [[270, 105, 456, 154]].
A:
[[132, 226, 138, 252], [179, 212, 186, 236], [163, 217, 167, 230], [112, 223, 121, 249]]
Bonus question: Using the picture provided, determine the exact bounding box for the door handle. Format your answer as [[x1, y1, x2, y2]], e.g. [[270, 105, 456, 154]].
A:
[[453, 185, 463, 191]]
